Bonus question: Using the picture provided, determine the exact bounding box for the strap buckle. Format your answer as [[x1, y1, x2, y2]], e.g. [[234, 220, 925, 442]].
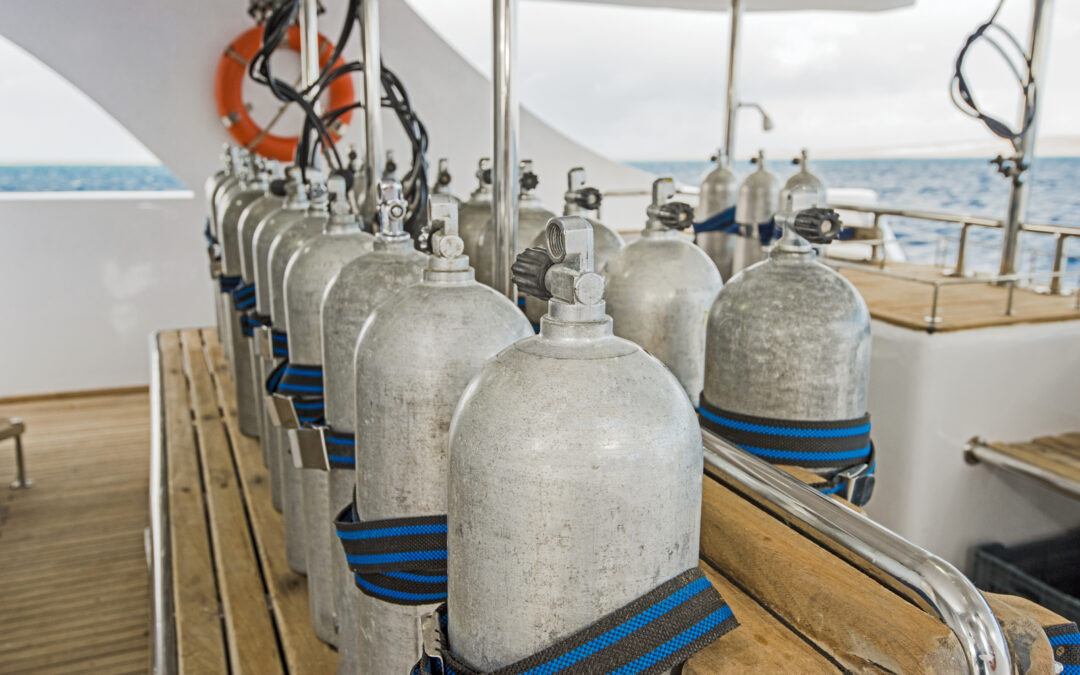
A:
[[288, 426, 329, 471], [265, 393, 300, 428], [421, 609, 447, 673], [255, 325, 274, 358], [838, 463, 875, 506]]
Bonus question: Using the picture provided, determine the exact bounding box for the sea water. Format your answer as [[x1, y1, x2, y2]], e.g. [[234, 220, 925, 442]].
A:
[[631, 157, 1080, 276]]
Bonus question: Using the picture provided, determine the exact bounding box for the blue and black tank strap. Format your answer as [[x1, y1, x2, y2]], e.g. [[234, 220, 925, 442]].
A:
[[1046, 623, 1080, 674], [693, 206, 737, 235], [335, 502, 448, 606], [323, 427, 356, 471], [231, 282, 257, 312], [412, 566, 737, 675], [265, 360, 325, 425], [241, 312, 271, 338], [698, 397, 875, 505], [218, 275, 242, 295]]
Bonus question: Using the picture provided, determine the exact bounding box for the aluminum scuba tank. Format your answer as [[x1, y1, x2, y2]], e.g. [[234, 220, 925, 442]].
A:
[[280, 176, 374, 645], [320, 181, 427, 673], [349, 194, 532, 673], [431, 158, 461, 204], [783, 149, 827, 207], [446, 217, 703, 670], [472, 159, 556, 288], [213, 150, 255, 374], [696, 149, 740, 280], [458, 158, 492, 269], [204, 146, 238, 359], [700, 187, 875, 505], [731, 150, 781, 278], [523, 167, 625, 325], [266, 178, 328, 573], [251, 169, 309, 513], [236, 172, 285, 463], [603, 177, 722, 406]]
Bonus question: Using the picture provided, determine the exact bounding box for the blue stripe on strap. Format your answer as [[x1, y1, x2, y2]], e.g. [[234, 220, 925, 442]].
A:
[[739, 444, 872, 463], [519, 577, 713, 675], [278, 383, 323, 394], [284, 366, 323, 377], [338, 523, 448, 540], [609, 606, 734, 675], [346, 550, 447, 565], [326, 435, 355, 446], [383, 570, 448, 583], [1050, 633, 1080, 646], [354, 575, 447, 603], [328, 454, 355, 465], [699, 407, 870, 438]]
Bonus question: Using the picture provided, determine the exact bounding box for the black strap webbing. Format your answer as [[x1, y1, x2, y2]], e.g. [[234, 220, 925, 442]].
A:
[[323, 426, 356, 471], [412, 566, 737, 675], [1045, 622, 1080, 673], [335, 502, 448, 606], [266, 361, 325, 424]]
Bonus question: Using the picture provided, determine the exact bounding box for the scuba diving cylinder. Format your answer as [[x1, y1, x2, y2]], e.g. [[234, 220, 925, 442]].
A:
[[458, 158, 492, 268], [236, 172, 285, 464], [700, 187, 875, 506], [783, 149, 827, 207], [523, 167, 625, 325], [320, 181, 427, 672], [266, 178, 328, 573], [603, 177, 722, 406], [472, 159, 556, 288], [730, 150, 781, 278], [443, 217, 726, 672], [432, 158, 461, 204], [281, 175, 374, 645], [216, 155, 266, 421], [204, 146, 238, 356], [345, 195, 532, 673], [213, 150, 256, 374], [251, 169, 309, 512], [695, 149, 740, 279]]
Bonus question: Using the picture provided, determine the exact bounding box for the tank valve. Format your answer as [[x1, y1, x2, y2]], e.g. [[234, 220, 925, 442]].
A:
[[427, 194, 465, 261], [436, 158, 452, 189], [565, 167, 603, 212], [793, 207, 842, 244], [646, 177, 695, 231], [513, 217, 605, 321], [477, 158, 492, 186], [377, 180, 409, 239]]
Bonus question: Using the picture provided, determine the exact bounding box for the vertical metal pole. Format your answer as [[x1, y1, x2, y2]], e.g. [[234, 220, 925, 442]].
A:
[[722, 0, 743, 169], [11, 433, 31, 489], [493, 0, 519, 299], [299, 0, 321, 98], [1049, 234, 1066, 294], [999, 0, 1054, 276], [362, 0, 384, 220]]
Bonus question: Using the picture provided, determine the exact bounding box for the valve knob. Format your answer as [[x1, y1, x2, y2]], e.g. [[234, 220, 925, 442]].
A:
[[268, 178, 287, 197], [793, 207, 842, 244], [480, 168, 493, 185], [659, 202, 695, 230], [520, 171, 539, 192], [572, 187, 603, 211], [512, 247, 553, 301]]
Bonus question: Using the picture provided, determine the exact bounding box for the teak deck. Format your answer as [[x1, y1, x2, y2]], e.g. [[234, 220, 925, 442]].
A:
[[839, 261, 1080, 332]]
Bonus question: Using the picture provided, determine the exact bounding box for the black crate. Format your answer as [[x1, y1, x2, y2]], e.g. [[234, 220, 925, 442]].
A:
[[972, 529, 1080, 624]]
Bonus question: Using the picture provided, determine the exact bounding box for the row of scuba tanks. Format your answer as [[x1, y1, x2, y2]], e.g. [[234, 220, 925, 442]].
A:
[[204, 146, 873, 674]]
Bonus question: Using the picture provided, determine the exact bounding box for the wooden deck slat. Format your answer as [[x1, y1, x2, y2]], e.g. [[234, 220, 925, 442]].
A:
[[0, 388, 152, 671], [162, 331, 230, 675], [989, 436, 1080, 487], [201, 329, 339, 674], [181, 329, 285, 675]]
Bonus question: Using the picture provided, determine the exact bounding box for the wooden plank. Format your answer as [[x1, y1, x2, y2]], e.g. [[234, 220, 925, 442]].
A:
[[983, 593, 1059, 675], [201, 328, 339, 675], [685, 562, 840, 673], [161, 331, 229, 674], [989, 441, 1080, 486], [181, 329, 284, 675], [699, 475, 967, 673], [0, 384, 149, 405], [840, 262, 1080, 333]]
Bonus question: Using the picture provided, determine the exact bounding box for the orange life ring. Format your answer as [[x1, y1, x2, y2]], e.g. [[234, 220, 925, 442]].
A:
[[214, 25, 356, 161]]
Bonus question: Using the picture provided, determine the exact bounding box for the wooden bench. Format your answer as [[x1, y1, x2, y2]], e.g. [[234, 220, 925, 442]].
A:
[[0, 416, 31, 489], [156, 328, 1068, 674]]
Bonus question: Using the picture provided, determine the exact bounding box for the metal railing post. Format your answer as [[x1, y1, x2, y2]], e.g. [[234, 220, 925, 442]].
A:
[[1050, 233, 1067, 294], [492, 0, 519, 300], [10, 429, 31, 490], [950, 222, 970, 277]]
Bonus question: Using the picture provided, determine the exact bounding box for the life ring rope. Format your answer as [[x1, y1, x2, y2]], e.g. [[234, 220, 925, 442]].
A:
[[214, 25, 356, 161]]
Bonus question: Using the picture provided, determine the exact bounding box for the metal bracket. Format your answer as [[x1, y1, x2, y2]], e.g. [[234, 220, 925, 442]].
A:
[[265, 393, 300, 429], [838, 463, 875, 506], [288, 427, 328, 471], [420, 610, 447, 672]]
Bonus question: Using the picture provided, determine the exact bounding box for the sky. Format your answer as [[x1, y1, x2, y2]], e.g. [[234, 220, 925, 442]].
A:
[[0, 0, 1076, 163]]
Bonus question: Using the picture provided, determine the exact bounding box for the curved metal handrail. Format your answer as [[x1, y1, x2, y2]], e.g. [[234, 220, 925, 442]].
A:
[[702, 429, 1011, 675]]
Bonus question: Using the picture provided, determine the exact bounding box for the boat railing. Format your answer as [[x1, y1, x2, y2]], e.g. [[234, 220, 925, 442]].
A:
[[148, 333, 176, 675], [830, 203, 1080, 294], [702, 428, 1012, 675]]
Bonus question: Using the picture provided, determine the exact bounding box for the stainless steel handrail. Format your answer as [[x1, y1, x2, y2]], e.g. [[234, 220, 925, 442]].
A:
[[148, 333, 176, 675], [702, 429, 1011, 675], [965, 436, 1080, 501]]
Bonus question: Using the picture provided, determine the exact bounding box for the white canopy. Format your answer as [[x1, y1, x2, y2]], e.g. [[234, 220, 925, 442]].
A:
[[529, 0, 913, 11]]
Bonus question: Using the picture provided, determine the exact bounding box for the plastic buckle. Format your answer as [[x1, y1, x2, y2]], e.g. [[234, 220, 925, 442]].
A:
[[839, 463, 875, 506], [420, 610, 447, 674], [289, 426, 329, 471]]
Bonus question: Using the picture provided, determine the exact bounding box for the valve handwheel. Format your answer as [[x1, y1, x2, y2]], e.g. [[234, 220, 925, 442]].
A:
[[214, 25, 356, 161]]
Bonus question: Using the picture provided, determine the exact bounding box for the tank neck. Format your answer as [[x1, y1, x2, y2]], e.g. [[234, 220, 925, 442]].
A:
[[374, 235, 413, 251], [563, 202, 587, 217], [641, 224, 678, 238], [424, 264, 474, 284], [326, 215, 360, 234], [539, 310, 613, 341]]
